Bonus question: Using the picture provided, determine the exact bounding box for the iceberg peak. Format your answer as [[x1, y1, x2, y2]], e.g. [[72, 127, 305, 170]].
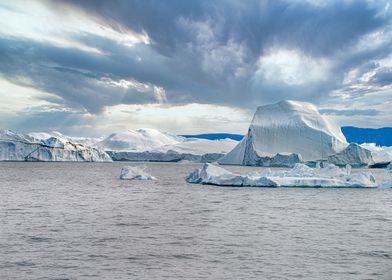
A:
[[219, 100, 348, 165]]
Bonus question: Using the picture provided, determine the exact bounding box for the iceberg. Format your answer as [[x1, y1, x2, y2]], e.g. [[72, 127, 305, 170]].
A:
[[360, 143, 392, 167], [99, 128, 238, 162], [328, 143, 374, 167], [29, 131, 104, 147], [161, 138, 238, 155], [186, 163, 377, 188], [108, 150, 225, 163], [96, 128, 182, 152], [219, 100, 347, 166], [120, 166, 156, 180], [0, 129, 112, 162]]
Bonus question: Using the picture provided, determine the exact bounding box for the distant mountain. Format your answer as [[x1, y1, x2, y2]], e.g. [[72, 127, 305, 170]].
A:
[[341, 126, 392, 146], [181, 133, 244, 141], [183, 126, 392, 147]]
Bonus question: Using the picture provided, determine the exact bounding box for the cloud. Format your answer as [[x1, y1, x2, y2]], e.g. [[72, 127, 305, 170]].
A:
[[320, 108, 380, 116], [0, 0, 392, 132], [371, 67, 392, 86]]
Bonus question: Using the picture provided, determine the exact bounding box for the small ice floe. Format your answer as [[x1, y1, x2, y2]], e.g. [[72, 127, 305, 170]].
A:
[[119, 165, 156, 180], [186, 163, 377, 188]]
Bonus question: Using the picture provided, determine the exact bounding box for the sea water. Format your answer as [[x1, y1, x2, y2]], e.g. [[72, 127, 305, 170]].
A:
[[1, 162, 391, 280]]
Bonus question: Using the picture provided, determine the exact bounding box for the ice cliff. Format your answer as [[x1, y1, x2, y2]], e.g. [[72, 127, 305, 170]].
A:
[[219, 100, 348, 166], [0, 130, 111, 162], [328, 143, 374, 167]]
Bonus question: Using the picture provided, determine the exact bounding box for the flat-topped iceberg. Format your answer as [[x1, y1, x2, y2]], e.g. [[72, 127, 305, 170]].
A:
[[97, 128, 182, 152], [120, 166, 156, 180], [219, 100, 348, 166], [99, 128, 238, 162], [0, 129, 111, 162], [186, 163, 377, 188]]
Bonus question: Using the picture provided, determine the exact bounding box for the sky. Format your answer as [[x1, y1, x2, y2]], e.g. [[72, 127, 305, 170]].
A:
[[0, 0, 391, 136]]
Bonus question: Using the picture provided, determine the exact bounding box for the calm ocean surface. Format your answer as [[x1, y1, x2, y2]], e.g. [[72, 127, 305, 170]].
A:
[[1, 162, 391, 280]]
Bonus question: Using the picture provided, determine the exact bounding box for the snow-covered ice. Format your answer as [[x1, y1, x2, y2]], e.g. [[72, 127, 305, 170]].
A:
[[328, 143, 374, 167], [29, 131, 104, 147], [0, 129, 111, 162], [219, 100, 348, 166], [99, 128, 238, 162], [97, 128, 182, 152], [120, 165, 157, 180], [360, 143, 392, 166], [108, 150, 225, 163], [159, 137, 238, 155], [186, 163, 377, 188]]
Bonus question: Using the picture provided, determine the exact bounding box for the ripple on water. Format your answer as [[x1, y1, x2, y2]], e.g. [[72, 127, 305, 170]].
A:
[[0, 162, 391, 280]]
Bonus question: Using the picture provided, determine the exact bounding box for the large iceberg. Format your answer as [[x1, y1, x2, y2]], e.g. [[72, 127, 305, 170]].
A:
[[0, 130, 112, 162], [186, 163, 377, 188], [96, 128, 182, 152], [219, 100, 348, 166], [99, 128, 238, 162], [328, 143, 374, 167]]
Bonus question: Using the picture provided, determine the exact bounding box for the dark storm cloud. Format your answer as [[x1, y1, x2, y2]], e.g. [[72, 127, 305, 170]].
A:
[[1, 0, 392, 114], [0, 36, 172, 113], [371, 67, 392, 86], [57, 0, 387, 57]]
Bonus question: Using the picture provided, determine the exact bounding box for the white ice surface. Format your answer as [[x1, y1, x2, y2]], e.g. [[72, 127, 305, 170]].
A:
[[360, 143, 392, 165], [328, 143, 374, 167], [219, 100, 348, 165], [158, 138, 238, 155], [97, 128, 237, 155], [120, 165, 157, 180], [29, 131, 104, 147], [97, 128, 182, 152], [186, 163, 377, 188], [1, 129, 111, 162]]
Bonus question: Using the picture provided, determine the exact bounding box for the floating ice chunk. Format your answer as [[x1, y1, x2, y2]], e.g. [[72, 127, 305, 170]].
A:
[[186, 163, 244, 186], [186, 163, 377, 188], [120, 166, 157, 180]]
